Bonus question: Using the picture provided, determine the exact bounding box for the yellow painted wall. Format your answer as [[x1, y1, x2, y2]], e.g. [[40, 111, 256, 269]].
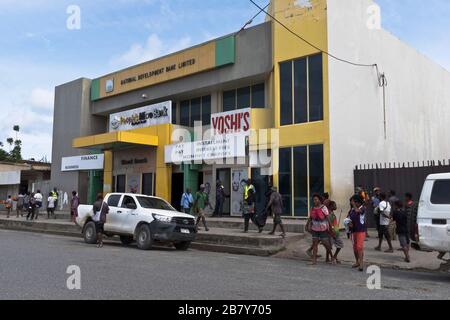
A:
[[271, 0, 331, 197]]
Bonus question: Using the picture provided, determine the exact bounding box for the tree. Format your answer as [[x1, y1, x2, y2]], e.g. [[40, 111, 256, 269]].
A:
[[9, 140, 22, 162], [0, 126, 24, 162]]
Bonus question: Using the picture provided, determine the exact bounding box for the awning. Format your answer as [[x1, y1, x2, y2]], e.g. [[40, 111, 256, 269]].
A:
[[73, 131, 159, 151]]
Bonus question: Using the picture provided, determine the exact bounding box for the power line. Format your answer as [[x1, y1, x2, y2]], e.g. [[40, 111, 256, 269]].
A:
[[239, 2, 271, 33], [248, 0, 378, 69]]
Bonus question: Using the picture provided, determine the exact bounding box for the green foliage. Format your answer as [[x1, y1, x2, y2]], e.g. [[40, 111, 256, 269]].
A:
[[0, 126, 23, 162]]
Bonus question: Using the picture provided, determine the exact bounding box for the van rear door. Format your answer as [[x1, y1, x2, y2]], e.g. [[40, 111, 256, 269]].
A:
[[418, 179, 450, 252]]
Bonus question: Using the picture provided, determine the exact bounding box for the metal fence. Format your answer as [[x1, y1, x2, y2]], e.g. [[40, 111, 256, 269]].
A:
[[354, 160, 450, 228]]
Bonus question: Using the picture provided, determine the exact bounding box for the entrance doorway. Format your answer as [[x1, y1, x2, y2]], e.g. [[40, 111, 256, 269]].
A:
[[217, 169, 231, 216], [171, 173, 184, 211]]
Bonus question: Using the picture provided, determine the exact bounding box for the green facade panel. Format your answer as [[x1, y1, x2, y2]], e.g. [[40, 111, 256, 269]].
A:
[[91, 78, 100, 101], [215, 35, 235, 67]]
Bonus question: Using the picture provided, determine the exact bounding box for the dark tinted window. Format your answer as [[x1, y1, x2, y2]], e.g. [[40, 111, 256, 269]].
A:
[[202, 95, 211, 125], [121, 196, 136, 209], [180, 100, 190, 126], [223, 90, 236, 112], [279, 147, 292, 215], [431, 180, 450, 204], [171, 102, 177, 124], [137, 197, 175, 211], [280, 61, 293, 126], [142, 173, 153, 196], [294, 58, 308, 124], [107, 195, 121, 207], [251, 83, 265, 108], [308, 54, 323, 122], [190, 98, 201, 127], [309, 144, 324, 200], [237, 87, 251, 109], [116, 175, 126, 193], [294, 146, 308, 216]]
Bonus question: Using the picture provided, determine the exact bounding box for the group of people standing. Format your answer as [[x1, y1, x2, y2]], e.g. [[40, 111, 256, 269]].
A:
[[179, 179, 286, 236]]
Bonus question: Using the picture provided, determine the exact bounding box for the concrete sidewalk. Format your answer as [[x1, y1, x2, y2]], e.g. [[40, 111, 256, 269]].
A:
[[274, 231, 450, 272]]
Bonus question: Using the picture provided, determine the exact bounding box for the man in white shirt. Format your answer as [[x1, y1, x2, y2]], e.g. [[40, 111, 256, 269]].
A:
[[34, 190, 43, 220], [375, 193, 394, 253]]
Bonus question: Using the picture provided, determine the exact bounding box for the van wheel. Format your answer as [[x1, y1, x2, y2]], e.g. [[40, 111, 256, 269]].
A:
[[120, 236, 134, 246], [136, 225, 153, 250], [174, 241, 191, 251], [84, 222, 97, 245]]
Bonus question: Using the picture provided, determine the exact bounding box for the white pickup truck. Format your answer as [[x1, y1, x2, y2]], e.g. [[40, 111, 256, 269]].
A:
[[76, 193, 197, 251]]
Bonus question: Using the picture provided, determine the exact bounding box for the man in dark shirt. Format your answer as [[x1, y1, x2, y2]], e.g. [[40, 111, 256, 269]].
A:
[[392, 201, 411, 263], [93, 194, 110, 248]]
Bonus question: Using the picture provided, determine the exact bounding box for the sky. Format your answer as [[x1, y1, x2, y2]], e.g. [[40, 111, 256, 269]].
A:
[[0, 0, 449, 161]]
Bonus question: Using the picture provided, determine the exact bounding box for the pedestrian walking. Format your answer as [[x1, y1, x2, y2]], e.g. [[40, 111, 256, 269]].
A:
[[306, 194, 334, 265], [180, 188, 194, 215], [26, 193, 37, 220], [387, 190, 398, 240], [193, 185, 210, 232], [392, 201, 411, 263], [326, 200, 344, 264], [371, 188, 381, 236], [71, 191, 80, 223], [375, 193, 394, 253], [348, 195, 367, 272], [51, 188, 59, 210], [255, 186, 273, 233], [92, 194, 109, 248], [213, 180, 228, 217], [5, 195, 13, 218], [47, 192, 56, 219], [404, 192, 418, 243], [34, 190, 43, 220], [17, 192, 24, 218], [243, 179, 256, 233], [267, 187, 286, 238]]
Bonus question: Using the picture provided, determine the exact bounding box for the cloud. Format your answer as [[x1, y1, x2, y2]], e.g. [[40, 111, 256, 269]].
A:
[[110, 33, 192, 69], [30, 88, 54, 110]]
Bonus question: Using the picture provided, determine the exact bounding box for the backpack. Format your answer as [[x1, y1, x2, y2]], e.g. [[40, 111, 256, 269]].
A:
[[311, 206, 327, 221]]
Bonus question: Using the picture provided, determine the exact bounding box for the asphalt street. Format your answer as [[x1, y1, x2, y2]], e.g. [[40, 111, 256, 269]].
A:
[[0, 230, 449, 300]]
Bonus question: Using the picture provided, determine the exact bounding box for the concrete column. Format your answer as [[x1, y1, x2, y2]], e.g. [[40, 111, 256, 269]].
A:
[[103, 150, 113, 195]]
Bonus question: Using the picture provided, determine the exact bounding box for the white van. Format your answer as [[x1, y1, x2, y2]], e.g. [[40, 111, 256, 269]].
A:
[[417, 173, 450, 254]]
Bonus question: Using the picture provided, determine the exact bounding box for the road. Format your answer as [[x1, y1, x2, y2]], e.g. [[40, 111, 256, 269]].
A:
[[0, 230, 448, 300]]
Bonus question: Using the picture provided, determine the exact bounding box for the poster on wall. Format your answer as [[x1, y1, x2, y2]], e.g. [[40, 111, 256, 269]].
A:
[[126, 174, 141, 194], [211, 108, 251, 136], [231, 169, 248, 217], [109, 101, 172, 132]]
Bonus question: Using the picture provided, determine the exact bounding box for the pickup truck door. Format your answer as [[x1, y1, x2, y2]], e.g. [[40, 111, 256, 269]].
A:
[[119, 195, 140, 234], [104, 195, 124, 233]]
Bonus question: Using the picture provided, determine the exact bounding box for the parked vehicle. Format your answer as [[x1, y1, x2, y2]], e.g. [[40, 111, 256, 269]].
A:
[[417, 173, 450, 255], [76, 193, 197, 250]]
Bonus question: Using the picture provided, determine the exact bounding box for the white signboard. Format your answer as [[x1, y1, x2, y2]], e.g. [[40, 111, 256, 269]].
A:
[[211, 108, 251, 136], [109, 101, 172, 132], [165, 134, 246, 164], [61, 154, 105, 172], [0, 171, 21, 185]]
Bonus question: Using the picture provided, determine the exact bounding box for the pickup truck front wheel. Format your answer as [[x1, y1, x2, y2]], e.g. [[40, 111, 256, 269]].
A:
[[84, 221, 97, 245], [136, 225, 153, 250]]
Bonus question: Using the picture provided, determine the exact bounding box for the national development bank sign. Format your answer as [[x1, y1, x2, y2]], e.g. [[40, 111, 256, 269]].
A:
[[165, 134, 246, 164], [61, 154, 104, 172]]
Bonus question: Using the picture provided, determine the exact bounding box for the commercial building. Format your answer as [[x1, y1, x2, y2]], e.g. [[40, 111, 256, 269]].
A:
[[51, 0, 450, 217]]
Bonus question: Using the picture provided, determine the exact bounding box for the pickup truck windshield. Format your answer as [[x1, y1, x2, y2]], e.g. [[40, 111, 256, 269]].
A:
[[136, 197, 175, 211]]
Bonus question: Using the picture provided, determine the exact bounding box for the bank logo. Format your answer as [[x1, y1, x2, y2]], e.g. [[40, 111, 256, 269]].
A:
[[110, 116, 121, 130], [106, 79, 114, 93]]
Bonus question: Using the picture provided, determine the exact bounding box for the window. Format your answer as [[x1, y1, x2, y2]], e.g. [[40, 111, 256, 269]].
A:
[[223, 90, 236, 112], [137, 196, 175, 211], [178, 96, 212, 127], [251, 83, 265, 108], [431, 180, 450, 204], [171, 102, 177, 125], [280, 62, 293, 126], [116, 175, 126, 193], [222, 83, 265, 112], [121, 196, 137, 209], [142, 173, 154, 196], [180, 100, 190, 127], [279, 144, 325, 217], [279, 148, 292, 216], [279, 53, 324, 126], [107, 195, 121, 207], [202, 96, 211, 126]]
